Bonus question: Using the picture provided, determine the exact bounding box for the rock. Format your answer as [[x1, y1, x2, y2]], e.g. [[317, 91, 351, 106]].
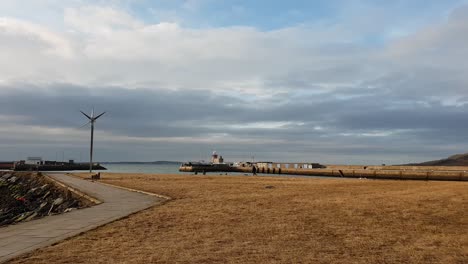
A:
[[39, 201, 48, 209], [27, 187, 38, 194], [8, 176, 17, 183], [37, 204, 50, 214], [0, 218, 14, 226], [25, 212, 37, 221], [53, 197, 64, 206], [1, 172, 89, 227], [265, 185, 275, 189], [8, 184, 18, 191], [64, 208, 76, 213], [42, 191, 51, 199], [14, 211, 33, 222], [47, 204, 54, 215], [59, 200, 78, 211]]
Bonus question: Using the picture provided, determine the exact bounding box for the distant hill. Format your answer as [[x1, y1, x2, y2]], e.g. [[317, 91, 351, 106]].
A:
[[102, 161, 182, 165], [406, 153, 468, 166]]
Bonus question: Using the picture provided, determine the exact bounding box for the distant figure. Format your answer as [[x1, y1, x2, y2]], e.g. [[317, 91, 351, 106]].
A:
[[91, 173, 100, 180], [252, 166, 257, 176]]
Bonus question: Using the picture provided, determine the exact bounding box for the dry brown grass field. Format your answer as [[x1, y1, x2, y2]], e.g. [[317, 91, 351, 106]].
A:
[[11, 173, 468, 264]]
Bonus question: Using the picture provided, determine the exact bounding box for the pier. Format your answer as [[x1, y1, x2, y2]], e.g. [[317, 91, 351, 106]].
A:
[[180, 163, 468, 181]]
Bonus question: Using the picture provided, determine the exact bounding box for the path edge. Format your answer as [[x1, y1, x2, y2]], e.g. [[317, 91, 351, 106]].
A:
[[44, 173, 102, 205]]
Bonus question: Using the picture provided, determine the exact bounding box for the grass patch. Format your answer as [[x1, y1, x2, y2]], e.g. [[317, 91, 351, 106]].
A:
[[12, 173, 468, 264]]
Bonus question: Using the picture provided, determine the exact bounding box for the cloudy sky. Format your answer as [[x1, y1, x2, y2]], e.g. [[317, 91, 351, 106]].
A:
[[1, 0, 468, 164]]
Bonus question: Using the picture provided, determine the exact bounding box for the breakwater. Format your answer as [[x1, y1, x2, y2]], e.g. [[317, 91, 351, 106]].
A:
[[0, 172, 92, 226], [0, 162, 13, 170], [13, 163, 107, 171], [180, 164, 468, 181]]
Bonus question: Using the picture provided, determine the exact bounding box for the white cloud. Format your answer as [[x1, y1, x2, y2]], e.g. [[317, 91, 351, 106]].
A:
[[0, 4, 376, 94], [0, 3, 466, 101], [384, 9, 468, 70], [0, 17, 73, 58], [64, 5, 142, 35]]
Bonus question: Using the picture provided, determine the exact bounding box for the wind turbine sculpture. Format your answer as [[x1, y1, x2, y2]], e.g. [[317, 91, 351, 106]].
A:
[[80, 109, 106, 173]]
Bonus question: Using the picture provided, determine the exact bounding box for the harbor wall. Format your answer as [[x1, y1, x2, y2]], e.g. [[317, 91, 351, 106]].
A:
[[13, 163, 107, 171], [325, 165, 468, 171], [179, 165, 468, 181]]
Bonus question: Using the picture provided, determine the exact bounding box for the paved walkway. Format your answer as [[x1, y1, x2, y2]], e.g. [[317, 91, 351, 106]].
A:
[[0, 173, 164, 263]]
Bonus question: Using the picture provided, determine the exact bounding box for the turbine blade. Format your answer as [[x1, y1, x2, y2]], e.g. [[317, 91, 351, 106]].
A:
[[78, 120, 91, 128], [92, 107, 94, 119], [94, 111, 106, 120], [80, 110, 91, 120]]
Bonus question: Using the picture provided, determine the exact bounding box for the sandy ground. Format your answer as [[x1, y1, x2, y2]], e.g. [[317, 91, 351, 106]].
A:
[[10, 173, 468, 264]]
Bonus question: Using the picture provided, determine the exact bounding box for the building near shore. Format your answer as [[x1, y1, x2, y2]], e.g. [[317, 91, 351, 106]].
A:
[[25, 157, 43, 165], [256, 162, 323, 169], [211, 151, 224, 164]]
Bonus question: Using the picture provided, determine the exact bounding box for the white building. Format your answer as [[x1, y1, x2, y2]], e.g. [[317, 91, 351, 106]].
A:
[[211, 151, 224, 164], [25, 157, 43, 165]]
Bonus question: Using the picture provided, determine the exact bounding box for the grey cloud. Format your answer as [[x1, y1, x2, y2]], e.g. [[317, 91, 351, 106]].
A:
[[1, 82, 467, 164]]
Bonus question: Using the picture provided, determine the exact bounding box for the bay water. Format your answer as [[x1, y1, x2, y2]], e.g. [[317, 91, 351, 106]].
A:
[[100, 163, 182, 174], [98, 163, 333, 179]]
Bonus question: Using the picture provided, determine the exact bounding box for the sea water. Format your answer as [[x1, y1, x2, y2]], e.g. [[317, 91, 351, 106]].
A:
[[99, 163, 182, 174], [98, 163, 334, 179], [99, 163, 257, 175]]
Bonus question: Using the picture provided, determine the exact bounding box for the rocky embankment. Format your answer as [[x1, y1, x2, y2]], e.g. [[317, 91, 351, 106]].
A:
[[0, 172, 91, 227]]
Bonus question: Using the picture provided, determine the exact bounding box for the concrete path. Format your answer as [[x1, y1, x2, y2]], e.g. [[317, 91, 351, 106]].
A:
[[0, 173, 164, 263]]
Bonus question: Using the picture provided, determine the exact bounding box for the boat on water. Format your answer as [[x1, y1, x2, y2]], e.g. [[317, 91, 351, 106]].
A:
[[179, 151, 237, 173], [179, 151, 328, 175]]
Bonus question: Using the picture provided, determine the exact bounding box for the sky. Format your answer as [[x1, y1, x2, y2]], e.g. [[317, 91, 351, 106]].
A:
[[1, 0, 468, 164]]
